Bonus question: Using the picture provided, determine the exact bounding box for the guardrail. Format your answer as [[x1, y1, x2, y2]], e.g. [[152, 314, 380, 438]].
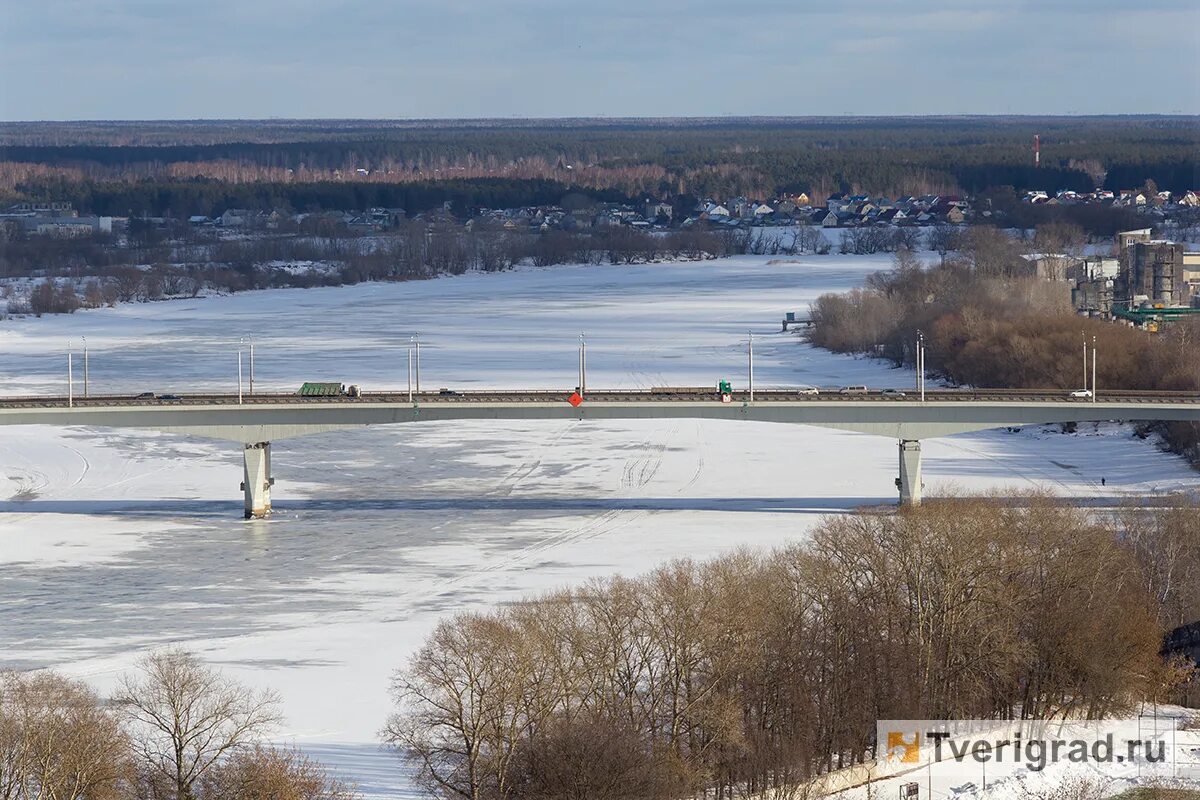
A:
[[0, 388, 1197, 410]]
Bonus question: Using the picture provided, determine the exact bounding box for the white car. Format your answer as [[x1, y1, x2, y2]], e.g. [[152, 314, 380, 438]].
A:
[[797, 386, 820, 396], [1069, 389, 1093, 398]]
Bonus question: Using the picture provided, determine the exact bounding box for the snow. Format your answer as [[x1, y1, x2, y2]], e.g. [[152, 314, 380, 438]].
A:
[[0, 255, 1196, 798]]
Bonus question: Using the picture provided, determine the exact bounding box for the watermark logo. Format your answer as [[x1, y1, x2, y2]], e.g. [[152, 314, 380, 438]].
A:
[[885, 730, 921, 765], [877, 719, 1176, 774]]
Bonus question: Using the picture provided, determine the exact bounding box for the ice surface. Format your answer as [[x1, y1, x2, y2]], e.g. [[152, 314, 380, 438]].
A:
[[0, 255, 1195, 798]]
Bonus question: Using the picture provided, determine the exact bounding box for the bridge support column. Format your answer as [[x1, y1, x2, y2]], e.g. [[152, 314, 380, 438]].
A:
[[897, 439, 922, 506], [241, 442, 273, 519]]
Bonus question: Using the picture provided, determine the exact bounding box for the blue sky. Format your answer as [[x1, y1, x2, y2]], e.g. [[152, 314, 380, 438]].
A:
[[2, 0, 1198, 120]]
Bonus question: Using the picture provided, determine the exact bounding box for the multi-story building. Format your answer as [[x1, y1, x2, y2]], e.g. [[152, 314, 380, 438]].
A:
[[1115, 227, 1152, 253], [1114, 228, 1187, 308], [1184, 251, 1200, 306]]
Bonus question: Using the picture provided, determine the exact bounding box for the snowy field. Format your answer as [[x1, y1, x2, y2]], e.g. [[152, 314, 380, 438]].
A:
[[1, 255, 1197, 799]]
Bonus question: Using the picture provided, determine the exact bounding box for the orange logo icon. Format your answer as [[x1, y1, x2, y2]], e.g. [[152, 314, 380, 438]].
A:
[[887, 731, 921, 764]]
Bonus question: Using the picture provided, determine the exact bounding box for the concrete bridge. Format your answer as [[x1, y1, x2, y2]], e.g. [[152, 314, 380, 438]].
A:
[[1, 388, 1197, 517]]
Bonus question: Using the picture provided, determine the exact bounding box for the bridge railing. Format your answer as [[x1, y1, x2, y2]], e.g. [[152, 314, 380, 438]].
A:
[[0, 388, 1198, 409]]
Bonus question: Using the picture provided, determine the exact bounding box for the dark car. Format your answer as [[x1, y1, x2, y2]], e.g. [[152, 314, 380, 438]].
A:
[[158, 393, 182, 402], [135, 392, 155, 400], [438, 388, 460, 397]]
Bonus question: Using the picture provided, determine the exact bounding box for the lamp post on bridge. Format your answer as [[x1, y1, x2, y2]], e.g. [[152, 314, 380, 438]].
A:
[[917, 330, 926, 402], [407, 335, 415, 403], [1092, 335, 1097, 403], [248, 338, 255, 396], [747, 331, 754, 403], [1082, 332, 1088, 394], [67, 342, 73, 408], [237, 338, 244, 405], [578, 333, 587, 397], [414, 333, 421, 394], [82, 337, 89, 398]]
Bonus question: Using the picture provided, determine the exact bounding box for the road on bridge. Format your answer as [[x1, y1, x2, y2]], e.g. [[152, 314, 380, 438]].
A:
[[3, 387, 1199, 408]]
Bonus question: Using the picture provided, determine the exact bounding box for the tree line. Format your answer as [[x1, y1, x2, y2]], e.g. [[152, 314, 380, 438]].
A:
[[2, 225, 753, 317], [384, 495, 1200, 800], [0, 176, 633, 219], [0, 649, 355, 800], [3, 117, 1196, 212], [808, 227, 1200, 465]]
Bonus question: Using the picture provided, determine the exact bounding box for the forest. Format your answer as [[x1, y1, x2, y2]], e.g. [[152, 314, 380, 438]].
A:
[[1, 116, 1196, 215], [385, 496, 1200, 800], [0, 176, 632, 219]]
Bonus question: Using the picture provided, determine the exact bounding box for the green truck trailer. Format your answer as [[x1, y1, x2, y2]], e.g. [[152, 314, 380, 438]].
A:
[[297, 382, 361, 398]]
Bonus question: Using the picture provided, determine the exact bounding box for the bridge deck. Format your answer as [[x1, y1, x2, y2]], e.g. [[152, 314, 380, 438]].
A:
[[2, 388, 1199, 409], [2, 388, 1196, 514]]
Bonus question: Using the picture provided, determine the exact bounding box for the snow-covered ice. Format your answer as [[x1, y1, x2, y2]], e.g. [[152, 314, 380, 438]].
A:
[[0, 255, 1196, 798]]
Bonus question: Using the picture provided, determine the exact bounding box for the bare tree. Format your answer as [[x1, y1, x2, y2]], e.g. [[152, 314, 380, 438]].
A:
[[195, 745, 358, 800], [114, 649, 282, 800], [109, 268, 145, 303], [0, 670, 133, 800], [1033, 221, 1087, 257], [83, 279, 106, 309], [926, 223, 963, 261], [794, 225, 823, 254]]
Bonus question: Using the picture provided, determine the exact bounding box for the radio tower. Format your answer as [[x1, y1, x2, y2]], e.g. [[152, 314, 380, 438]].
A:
[[1033, 134, 1041, 168]]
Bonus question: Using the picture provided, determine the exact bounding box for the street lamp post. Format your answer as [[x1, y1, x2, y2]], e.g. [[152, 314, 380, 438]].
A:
[[238, 339, 244, 404], [1092, 335, 1097, 402], [1082, 333, 1088, 393], [249, 339, 255, 395], [915, 334, 920, 394], [414, 334, 421, 394], [67, 343, 74, 408], [82, 337, 89, 398], [578, 333, 587, 397], [407, 336, 414, 403], [747, 331, 754, 403], [917, 331, 926, 402]]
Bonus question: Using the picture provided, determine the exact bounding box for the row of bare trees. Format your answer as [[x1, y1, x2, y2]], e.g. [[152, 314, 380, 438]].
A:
[[0, 649, 354, 800], [837, 225, 922, 255], [2, 224, 755, 315], [385, 496, 1198, 800], [7, 270, 203, 317]]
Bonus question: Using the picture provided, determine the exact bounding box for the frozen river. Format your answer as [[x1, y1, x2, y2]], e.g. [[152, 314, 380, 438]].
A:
[[1, 255, 1197, 798]]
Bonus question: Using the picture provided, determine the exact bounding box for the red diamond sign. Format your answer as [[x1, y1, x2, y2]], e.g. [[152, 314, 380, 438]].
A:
[[568, 392, 583, 407]]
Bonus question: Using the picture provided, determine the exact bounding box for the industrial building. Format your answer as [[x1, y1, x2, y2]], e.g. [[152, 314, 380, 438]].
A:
[[1111, 226, 1193, 308]]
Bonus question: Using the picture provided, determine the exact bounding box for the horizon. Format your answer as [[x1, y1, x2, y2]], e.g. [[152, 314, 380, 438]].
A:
[[4, 113, 1195, 125]]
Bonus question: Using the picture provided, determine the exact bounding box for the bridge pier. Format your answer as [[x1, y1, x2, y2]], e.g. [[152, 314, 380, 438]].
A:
[[241, 442, 274, 519], [897, 439, 922, 506]]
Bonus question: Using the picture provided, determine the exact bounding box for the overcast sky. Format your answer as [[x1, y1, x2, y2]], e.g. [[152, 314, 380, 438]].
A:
[[2, 0, 1198, 121]]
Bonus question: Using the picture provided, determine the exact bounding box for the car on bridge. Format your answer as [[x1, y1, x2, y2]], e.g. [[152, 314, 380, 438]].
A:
[[881, 388, 907, 398], [1069, 389, 1093, 399], [797, 386, 820, 396], [838, 385, 869, 395]]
